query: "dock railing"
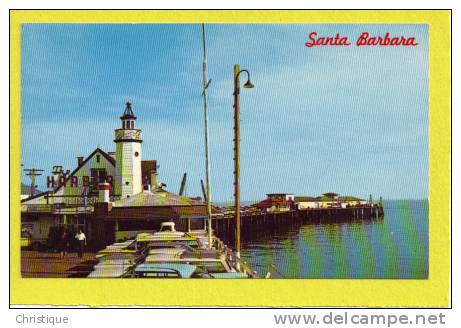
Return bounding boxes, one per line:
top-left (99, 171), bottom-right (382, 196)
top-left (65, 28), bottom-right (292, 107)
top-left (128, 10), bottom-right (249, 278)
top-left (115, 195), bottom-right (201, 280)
top-left (214, 237), bottom-right (257, 278)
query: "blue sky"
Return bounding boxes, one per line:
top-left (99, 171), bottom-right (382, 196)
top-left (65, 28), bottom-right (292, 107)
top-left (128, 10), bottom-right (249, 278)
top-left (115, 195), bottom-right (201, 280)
top-left (21, 24), bottom-right (428, 201)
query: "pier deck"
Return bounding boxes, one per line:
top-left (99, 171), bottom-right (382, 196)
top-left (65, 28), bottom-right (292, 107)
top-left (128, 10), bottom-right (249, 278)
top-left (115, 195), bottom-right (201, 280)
top-left (21, 251), bottom-right (96, 278)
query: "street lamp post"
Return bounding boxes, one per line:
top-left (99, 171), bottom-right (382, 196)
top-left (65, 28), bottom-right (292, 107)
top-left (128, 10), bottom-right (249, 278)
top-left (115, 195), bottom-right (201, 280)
top-left (233, 64), bottom-right (254, 264)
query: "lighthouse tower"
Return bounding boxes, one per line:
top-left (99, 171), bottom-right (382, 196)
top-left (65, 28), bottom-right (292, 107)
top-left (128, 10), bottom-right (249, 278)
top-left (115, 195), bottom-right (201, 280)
top-left (114, 102), bottom-right (142, 198)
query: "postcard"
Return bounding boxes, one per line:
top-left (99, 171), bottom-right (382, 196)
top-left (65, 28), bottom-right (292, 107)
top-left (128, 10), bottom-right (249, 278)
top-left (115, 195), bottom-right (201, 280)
top-left (10, 10), bottom-right (451, 307)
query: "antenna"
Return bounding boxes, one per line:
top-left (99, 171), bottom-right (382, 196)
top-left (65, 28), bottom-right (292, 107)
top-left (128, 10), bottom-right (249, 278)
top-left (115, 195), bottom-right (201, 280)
top-left (200, 179), bottom-right (208, 203)
top-left (202, 23), bottom-right (207, 85)
top-left (201, 23), bottom-right (213, 247)
top-left (24, 168), bottom-right (44, 196)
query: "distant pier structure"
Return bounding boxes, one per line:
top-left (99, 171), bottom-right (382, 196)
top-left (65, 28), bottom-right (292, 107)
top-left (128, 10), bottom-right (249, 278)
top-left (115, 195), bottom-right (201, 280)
top-left (211, 192), bottom-right (384, 242)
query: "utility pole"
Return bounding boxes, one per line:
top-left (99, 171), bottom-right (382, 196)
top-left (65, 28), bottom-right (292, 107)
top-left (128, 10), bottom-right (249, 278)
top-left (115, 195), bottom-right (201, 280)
top-left (201, 24), bottom-right (213, 247)
top-left (24, 168), bottom-right (44, 196)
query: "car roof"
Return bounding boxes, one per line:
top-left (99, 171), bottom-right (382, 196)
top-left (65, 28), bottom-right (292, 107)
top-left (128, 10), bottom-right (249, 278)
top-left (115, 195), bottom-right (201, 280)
top-left (144, 258), bottom-right (230, 271)
top-left (112, 240), bottom-right (135, 245)
top-left (180, 250), bottom-right (222, 259)
top-left (210, 272), bottom-right (248, 278)
top-left (98, 252), bottom-right (140, 258)
top-left (95, 249), bottom-right (137, 258)
top-left (95, 258), bottom-right (138, 265)
top-left (134, 263), bottom-right (198, 277)
top-left (136, 235), bottom-right (196, 242)
top-left (148, 258), bottom-right (223, 263)
top-left (88, 266), bottom-right (130, 278)
top-left (146, 240), bottom-right (198, 246)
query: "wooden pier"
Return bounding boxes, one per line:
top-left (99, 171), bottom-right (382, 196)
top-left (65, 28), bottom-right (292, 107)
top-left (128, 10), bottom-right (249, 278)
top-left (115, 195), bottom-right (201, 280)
top-left (208, 205), bottom-right (384, 244)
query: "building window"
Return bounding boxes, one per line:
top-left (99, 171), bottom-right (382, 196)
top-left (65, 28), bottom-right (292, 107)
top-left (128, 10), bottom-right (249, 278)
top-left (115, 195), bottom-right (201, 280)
top-left (96, 154), bottom-right (101, 163)
top-left (134, 151), bottom-right (139, 157)
top-left (91, 168), bottom-right (107, 193)
top-left (125, 181), bottom-right (130, 185)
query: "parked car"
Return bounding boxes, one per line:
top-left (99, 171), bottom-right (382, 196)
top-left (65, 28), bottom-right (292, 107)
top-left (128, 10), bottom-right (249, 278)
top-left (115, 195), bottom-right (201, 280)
top-left (87, 265), bottom-right (134, 278)
top-left (130, 263), bottom-right (198, 278)
top-left (20, 229), bottom-right (32, 248)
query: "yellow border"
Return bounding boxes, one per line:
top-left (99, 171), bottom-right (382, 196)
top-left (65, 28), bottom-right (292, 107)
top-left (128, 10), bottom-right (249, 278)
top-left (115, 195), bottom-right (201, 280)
top-left (10, 10), bottom-right (451, 307)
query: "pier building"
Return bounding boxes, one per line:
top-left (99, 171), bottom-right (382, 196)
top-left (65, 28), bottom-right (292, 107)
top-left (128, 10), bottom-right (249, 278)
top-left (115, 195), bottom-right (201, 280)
top-left (21, 103), bottom-right (207, 249)
top-left (253, 193), bottom-right (296, 213)
top-left (295, 193), bottom-right (368, 209)
top-left (252, 192), bottom-right (369, 212)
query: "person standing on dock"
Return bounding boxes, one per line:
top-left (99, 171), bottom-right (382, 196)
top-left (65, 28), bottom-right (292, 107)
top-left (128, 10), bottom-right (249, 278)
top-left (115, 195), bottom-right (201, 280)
top-left (75, 228), bottom-right (86, 258)
top-left (59, 229), bottom-right (69, 259)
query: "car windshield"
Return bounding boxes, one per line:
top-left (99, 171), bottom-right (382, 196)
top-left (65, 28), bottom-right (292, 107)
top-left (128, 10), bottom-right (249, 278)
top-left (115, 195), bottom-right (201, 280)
top-left (124, 242), bottom-right (138, 250)
top-left (194, 261), bottom-right (227, 273)
top-left (148, 244), bottom-right (181, 249)
top-left (148, 243), bottom-right (195, 252)
top-left (98, 254), bottom-right (138, 261)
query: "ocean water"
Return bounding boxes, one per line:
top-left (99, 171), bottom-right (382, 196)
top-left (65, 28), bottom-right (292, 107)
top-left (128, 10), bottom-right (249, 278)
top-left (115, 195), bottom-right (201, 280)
top-left (239, 200), bottom-right (428, 279)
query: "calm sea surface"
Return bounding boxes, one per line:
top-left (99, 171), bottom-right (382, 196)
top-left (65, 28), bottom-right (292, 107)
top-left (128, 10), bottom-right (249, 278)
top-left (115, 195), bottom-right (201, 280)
top-left (239, 200), bottom-right (428, 279)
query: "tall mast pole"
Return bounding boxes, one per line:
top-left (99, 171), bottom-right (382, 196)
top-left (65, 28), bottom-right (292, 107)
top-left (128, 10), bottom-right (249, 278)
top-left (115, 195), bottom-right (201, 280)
top-left (201, 24), bottom-right (213, 247)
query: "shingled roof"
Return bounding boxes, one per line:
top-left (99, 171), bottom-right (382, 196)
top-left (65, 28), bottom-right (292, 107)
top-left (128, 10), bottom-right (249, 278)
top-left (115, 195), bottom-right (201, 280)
top-left (112, 190), bottom-right (205, 207)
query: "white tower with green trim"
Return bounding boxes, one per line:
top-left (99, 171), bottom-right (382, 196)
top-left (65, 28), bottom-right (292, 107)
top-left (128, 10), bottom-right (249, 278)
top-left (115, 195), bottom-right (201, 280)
top-left (114, 102), bottom-right (142, 198)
